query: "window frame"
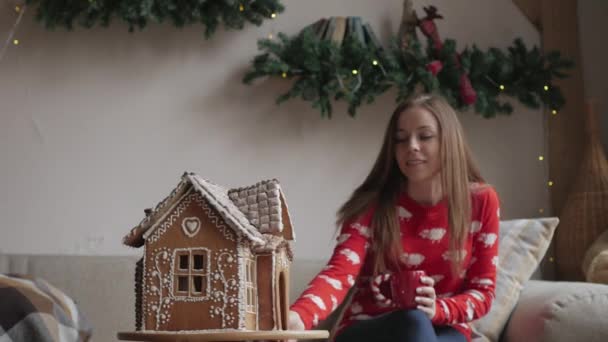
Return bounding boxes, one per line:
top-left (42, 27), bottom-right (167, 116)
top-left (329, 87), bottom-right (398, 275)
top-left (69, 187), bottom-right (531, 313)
top-left (171, 247), bottom-right (210, 300)
top-left (244, 256), bottom-right (257, 313)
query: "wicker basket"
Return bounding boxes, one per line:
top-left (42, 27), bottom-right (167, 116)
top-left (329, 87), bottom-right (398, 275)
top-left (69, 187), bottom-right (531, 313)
top-left (555, 100), bottom-right (608, 281)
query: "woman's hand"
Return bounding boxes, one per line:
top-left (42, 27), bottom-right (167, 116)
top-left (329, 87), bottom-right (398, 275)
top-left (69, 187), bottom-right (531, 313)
top-left (287, 310), bottom-right (305, 330)
top-left (414, 276), bottom-right (436, 319)
top-left (286, 310), bottom-right (305, 342)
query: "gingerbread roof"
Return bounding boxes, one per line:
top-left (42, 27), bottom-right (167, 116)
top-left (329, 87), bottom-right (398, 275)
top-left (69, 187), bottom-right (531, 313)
top-left (123, 172), bottom-right (295, 248)
top-left (227, 179), bottom-right (295, 240)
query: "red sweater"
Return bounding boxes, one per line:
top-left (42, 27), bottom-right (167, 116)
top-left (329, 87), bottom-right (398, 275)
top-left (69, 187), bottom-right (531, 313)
top-left (290, 185), bottom-right (500, 341)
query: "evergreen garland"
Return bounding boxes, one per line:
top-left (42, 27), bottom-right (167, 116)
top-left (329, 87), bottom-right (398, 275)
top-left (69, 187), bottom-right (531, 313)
top-left (244, 24), bottom-right (573, 118)
top-left (25, 0), bottom-right (285, 38)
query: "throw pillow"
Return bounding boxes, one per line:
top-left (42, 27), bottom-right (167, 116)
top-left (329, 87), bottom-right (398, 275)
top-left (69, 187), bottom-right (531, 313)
top-left (0, 273), bottom-right (93, 341)
top-left (471, 217), bottom-right (559, 342)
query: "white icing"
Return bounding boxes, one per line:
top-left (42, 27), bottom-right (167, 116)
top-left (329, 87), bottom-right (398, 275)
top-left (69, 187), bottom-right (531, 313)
top-left (182, 217), bottom-right (202, 237)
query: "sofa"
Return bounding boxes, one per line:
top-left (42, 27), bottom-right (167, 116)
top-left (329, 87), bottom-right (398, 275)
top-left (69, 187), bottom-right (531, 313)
top-left (1, 253), bottom-right (607, 342)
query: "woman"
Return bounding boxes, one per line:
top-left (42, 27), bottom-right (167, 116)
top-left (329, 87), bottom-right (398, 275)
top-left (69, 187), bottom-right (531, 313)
top-left (288, 93), bottom-right (500, 342)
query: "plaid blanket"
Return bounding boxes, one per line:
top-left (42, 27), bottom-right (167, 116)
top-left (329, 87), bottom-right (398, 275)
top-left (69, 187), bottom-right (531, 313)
top-left (0, 274), bottom-right (92, 342)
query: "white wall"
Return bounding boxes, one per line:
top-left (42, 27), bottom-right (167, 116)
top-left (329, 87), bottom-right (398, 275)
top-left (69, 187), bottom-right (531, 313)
top-left (0, 0), bottom-right (546, 260)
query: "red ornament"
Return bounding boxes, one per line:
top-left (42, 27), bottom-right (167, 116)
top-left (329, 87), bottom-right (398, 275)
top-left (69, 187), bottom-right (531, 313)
top-left (459, 74), bottom-right (477, 105)
top-left (426, 60), bottom-right (444, 76)
top-left (416, 5), bottom-right (477, 105)
top-left (418, 6), bottom-right (444, 51)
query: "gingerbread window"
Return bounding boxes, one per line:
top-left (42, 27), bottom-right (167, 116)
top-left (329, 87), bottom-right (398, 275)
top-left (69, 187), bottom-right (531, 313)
top-left (173, 249), bottom-right (209, 297)
top-left (245, 256), bottom-right (257, 313)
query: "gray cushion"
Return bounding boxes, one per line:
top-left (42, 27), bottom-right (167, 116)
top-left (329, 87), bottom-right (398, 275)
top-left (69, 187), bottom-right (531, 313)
top-left (504, 280), bottom-right (608, 342)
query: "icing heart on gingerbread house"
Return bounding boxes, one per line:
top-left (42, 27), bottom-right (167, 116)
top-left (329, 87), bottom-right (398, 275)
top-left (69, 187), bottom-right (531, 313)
top-left (182, 217), bottom-right (201, 237)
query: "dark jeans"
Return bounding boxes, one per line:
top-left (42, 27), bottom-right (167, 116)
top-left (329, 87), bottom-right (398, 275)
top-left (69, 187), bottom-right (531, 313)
top-left (334, 309), bottom-right (467, 342)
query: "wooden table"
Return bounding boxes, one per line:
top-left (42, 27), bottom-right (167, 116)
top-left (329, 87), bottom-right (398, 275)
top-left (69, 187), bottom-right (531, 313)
top-left (117, 330), bottom-right (329, 342)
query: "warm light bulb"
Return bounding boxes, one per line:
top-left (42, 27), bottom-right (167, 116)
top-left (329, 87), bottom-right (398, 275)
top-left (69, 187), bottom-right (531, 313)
top-left (352, 69), bottom-right (358, 75)
top-left (548, 181), bottom-right (554, 187)
top-left (552, 109), bottom-right (557, 115)
top-left (544, 85), bottom-right (549, 91)
top-left (271, 13), bottom-right (277, 18)
top-left (13, 39), bottom-right (19, 45)
top-left (372, 60), bottom-right (378, 66)
top-left (15, 5), bottom-right (21, 13)
top-left (239, 4), bottom-right (244, 11)
top-left (268, 33), bottom-right (273, 39)
top-left (539, 208), bottom-right (545, 214)
top-left (549, 257), bottom-right (554, 262)
top-left (499, 85), bottom-right (505, 91)
top-left (281, 72), bottom-right (287, 78)
top-left (538, 156), bottom-right (544, 161)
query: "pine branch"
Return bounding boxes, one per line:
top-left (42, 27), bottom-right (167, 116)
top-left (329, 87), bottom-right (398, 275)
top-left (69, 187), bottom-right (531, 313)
top-left (25, 0), bottom-right (285, 38)
top-left (244, 29), bottom-right (573, 118)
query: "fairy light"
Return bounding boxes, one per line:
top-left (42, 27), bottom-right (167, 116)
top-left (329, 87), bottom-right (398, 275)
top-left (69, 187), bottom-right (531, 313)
top-left (538, 155), bottom-right (544, 161)
top-left (539, 208), bottom-right (545, 214)
top-left (552, 109), bottom-right (557, 115)
top-left (352, 69), bottom-right (358, 75)
top-left (271, 13), bottom-right (277, 19)
top-left (372, 60), bottom-right (378, 66)
top-left (499, 85), bottom-right (505, 91)
top-left (239, 5), bottom-right (244, 12)
top-left (544, 85), bottom-right (549, 91)
top-left (281, 72), bottom-right (287, 78)
top-left (1, 3), bottom-right (27, 65)
top-left (548, 180), bottom-right (554, 187)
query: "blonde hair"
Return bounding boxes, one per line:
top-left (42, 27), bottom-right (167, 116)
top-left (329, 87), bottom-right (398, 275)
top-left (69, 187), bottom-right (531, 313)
top-left (336, 93), bottom-right (485, 276)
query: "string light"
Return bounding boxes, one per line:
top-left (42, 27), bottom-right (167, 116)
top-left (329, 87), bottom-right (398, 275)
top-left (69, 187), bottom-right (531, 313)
top-left (499, 84), bottom-right (505, 91)
top-left (268, 33), bottom-right (273, 39)
top-left (544, 85), bottom-right (549, 91)
top-left (549, 257), bottom-right (554, 262)
top-left (352, 69), bottom-right (358, 75)
top-left (538, 155), bottom-right (544, 161)
top-left (1, 3), bottom-right (27, 65)
top-left (372, 60), bottom-right (378, 66)
top-left (539, 208), bottom-right (545, 214)
top-left (281, 72), bottom-right (287, 78)
top-left (239, 4), bottom-right (244, 12)
top-left (548, 180), bottom-right (554, 187)
top-left (271, 13), bottom-right (277, 19)
top-left (552, 109), bottom-right (557, 115)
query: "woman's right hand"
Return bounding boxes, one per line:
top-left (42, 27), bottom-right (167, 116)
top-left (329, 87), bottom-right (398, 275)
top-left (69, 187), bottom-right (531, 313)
top-left (286, 310), bottom-right (305, 342)
top-left (287, 310), bottom-right (305, 330)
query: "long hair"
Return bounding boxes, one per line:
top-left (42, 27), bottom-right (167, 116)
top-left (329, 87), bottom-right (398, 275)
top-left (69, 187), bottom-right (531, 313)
top-left (336, 93), bottom-right (485, 277)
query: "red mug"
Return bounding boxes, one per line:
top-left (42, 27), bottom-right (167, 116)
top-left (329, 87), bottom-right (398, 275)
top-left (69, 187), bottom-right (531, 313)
top-left (371, 270), bottom-right (426, 309)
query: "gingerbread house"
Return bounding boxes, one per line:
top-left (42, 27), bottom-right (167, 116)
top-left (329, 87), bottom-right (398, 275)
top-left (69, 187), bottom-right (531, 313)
top-left (122, 172), bottom-right (295, 332)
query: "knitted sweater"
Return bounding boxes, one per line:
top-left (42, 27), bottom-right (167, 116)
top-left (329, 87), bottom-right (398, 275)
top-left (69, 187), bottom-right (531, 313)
top-left (290, 185), bottom-right (500, 341)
